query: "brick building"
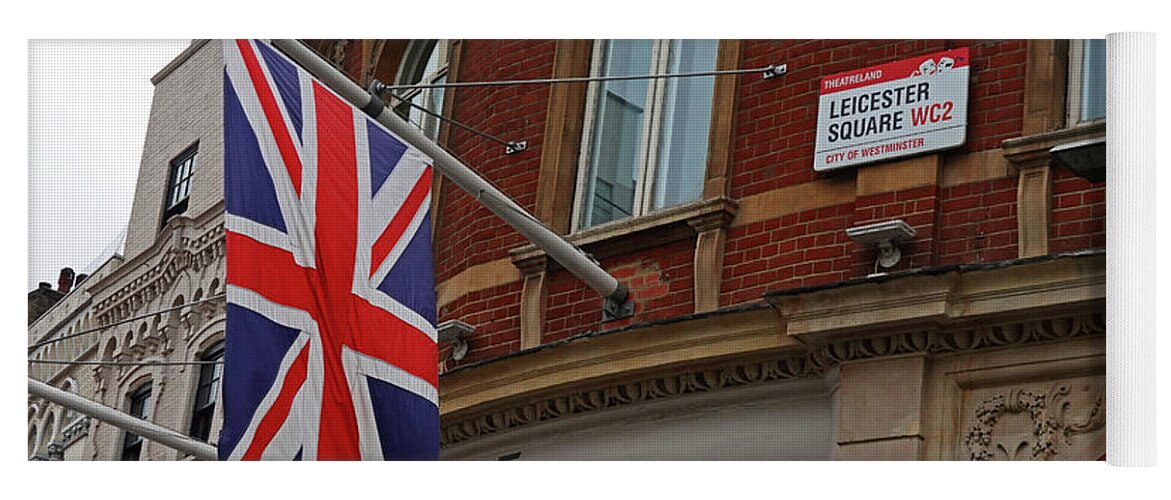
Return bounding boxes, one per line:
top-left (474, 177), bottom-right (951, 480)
top-left (29, 38), bottom-right (1106, 460)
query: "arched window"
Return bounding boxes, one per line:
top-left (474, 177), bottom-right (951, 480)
top-left (102, 337), bottom-right (118, 361)
top-left (394, 40), bottom-right (449, 140)
top-left (42, 411), bottom-right (57, 451)
top-left (189, 340), bottom-right (224, 442)
top-left (121, 382), bottom-right (152, 461)
top-left (168, 295), bottom-right (186, 331)
top-left (28, 425), bottom-right (39, 459)
top-left (60, 379), bottom-right (78, 423)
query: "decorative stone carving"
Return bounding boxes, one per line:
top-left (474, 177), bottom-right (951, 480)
top-left (93, 222), bottom-right (224, 326)
top-left (964, 380), bottom-right (1105, 461)
top-left (442, 312), bottom-right (1104, 447)
top-left (329, 40), bottom-right (349, 67)
top-left (60, 416), bottom-right (91, 447)
top-left (183, 300), bottom-right (227, 343)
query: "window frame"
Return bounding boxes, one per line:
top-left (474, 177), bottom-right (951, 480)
top-left (394, 40), bottom-right (450, 140)
top-left (162, 143), bottom-right (199, 223)
top-left (570, 39), bottom-right (716, 232)
top-left (121, 382), bottom-right (152, 461)
top-left (1067, 39), bottom-right (1107, 126)
top-left (188, 341), bottom-right (224, 443)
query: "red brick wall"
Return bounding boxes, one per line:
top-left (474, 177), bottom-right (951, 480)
top-left (719, 39), bottom-right (1030, 307)
top-left (938, 177), bottom-right (1020, 265)
top-left (357, 38), bottom-right (1103, 365)
top-left (439, 281), bottom-right (523, 369)
top-left (1051, 168), bottom-right (1107, 253)
top-left (731, 40), bottom-right (1027, 201)
top-left (544, 239), bottom-right (696, 343)
top-left (722, 204), bottom-right (854, 305)
top-left (434, 40), bottom-right (556, 283)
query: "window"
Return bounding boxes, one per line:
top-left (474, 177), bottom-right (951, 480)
top-left (61, 380), bottom-right (78, 424)
top-left (189, 341), bottom-right (224, 442)
top-left (121, 383), bottom-right (152, 461)
top-left (573, 39), bottom-right (719, 231)
top-left (28, 425), bottom-right (39, 459)
top-left (395, 40), bottom-right (449, 140)
top-left (163, 145), bottom-right (198, 222)
top-left (1069, 39), bottom-right (1106, 124)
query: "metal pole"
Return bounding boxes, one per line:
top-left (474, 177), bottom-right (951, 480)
top-left (271, 39), bottom-right (631, 318)
top-left (28, 378), bottom-right (218, 461)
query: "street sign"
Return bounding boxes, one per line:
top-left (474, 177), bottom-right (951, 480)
top-left (814, 48), bottom-right (970, 172)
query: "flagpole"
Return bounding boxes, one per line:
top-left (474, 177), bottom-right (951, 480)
top-left (28, 378), bottom-right (219, 461)
top-left (271, 39), bottom-right (633, 320)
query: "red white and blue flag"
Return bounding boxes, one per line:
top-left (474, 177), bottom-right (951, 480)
top-left (220, 39), bottom-right (438, 460)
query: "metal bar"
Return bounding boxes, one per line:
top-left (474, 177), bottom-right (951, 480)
top-left (28, 378), bottom-right (218, 461)
top-left (272, 39), bottom-right (628, 306)
top-left (379, 65), bottom-right (780, 92)
top-left (28, 294), bottom-right (227, 352)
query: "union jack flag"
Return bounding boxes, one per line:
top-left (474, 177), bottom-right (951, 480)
top-left (220, 39), bottom-right (438, 460)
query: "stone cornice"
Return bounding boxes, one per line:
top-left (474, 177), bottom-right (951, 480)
top-left (766, 251), bottom-right (1105, 340)
top-left (439, 252), bottom-right (1106, 447)
top-left (90, 205), bottom-right (226, 325)
top-left (440, 311), bottom-right (1105, 447)
top-left (1001, 120), bottom-right (1106, 171)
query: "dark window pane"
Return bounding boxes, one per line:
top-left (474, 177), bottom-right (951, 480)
top-left (122, 383), bottom-right (151, 461)
top-left (190, 342), bottom-right (224, 442)
top-left (164, 147), bottom-right (198, 219)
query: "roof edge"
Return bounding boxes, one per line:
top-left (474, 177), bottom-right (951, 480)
top-left (151, 39), bottom-right (211, 85)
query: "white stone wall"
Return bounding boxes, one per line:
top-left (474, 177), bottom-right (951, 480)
top-left (123, 40), bottom-right (223, 262)
top-left (28, 40), bottom-right (229, 461)
top-left (27, 254), bottom-right (124, 459)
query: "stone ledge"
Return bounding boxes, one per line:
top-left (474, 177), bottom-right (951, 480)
top-left (1002, 120), bottom-right (1106, 170)
top-left (509, 197), bottom-right (738, 273)
top-left (765, 251), bottom-right (1105, 340)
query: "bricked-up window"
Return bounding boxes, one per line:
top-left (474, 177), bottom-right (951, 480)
top-left (1069, 39), bottom-right (1106, 124)
top-left (163, 144), bottom-right (198, 222)
top-left (189, 341), bottom-right (224, 442)
top-left (394, 40), bottom-right (449, 140)
top-left (121, 382), bottom-right (152, 461)
top-left (573, 39), bottom-right (718, 230)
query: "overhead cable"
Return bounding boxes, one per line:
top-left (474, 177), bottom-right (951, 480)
top-left (28, 294), bottom-right (227, 352)
top-left (377, 64), bottom-right (787, 92)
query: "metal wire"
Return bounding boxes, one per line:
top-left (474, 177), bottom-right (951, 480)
top-left (384, 92), bottom-right (520, 150)
top-left (28, 359), bottom-right (223, 367)
top-left (379, 65), bottom-right (778, 92)
top-left (28, 294), bottom-right (227, 352)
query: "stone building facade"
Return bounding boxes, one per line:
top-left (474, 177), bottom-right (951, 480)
top-left (29, 40), bottom-right (227, 460)
top-left (28, 38), bottom-right (1106, 460)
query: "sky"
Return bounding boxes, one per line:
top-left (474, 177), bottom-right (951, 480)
top-left (28, 40), bottom-right (190, 291)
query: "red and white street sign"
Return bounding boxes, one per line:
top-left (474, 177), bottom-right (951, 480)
top-left (813, 48), bottom-right (970, 172)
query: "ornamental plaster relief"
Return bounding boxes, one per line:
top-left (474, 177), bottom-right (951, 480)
top-left (964, 378), bottom-right (1105, 460)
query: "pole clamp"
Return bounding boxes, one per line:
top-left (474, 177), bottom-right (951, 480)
top-left (602, 283), bottom-right (635, 322)
top-left (362, 80), bottom-right (388, 118)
